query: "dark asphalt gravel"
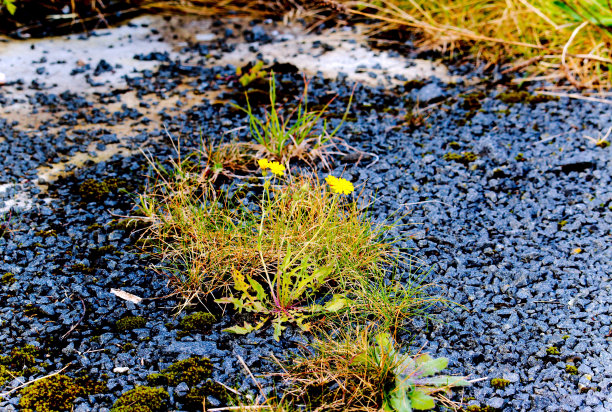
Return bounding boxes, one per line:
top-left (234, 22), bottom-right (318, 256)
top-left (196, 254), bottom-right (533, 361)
top-left (1, 16), bottom-right (611, 412)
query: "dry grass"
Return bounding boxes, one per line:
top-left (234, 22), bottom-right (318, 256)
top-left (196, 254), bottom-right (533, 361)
top-left (339, 0), bottom-right (612, 90)
top-left (277, 326), bottom-right (469, 412)
top-left (136, 153), bottom-right (397, 306)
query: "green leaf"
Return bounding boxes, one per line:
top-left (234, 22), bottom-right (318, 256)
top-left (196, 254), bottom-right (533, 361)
top-left (214, 297), bottom-right (244, 311)
top-left (416, 355), bottom-right (448, 377)
top-left (223, 322), bottom-right (257, 335)
top-left (4, 0), bottom-right (16, 15)
top-left (409, 390), bottom-right (436, 410)
top-left (272, 317), bottom-right (287, 341)
top-left (246, 275), bottom-right (267, 302)
top-left (388, 385), bottom-right (413, 412)
top-left (419, 376), bottom-right (471, 387)
top-left (324, 294), bottom-right (349, 312)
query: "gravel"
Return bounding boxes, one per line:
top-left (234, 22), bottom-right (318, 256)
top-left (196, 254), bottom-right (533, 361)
top-left (0, 14), bottom-right (611, 412)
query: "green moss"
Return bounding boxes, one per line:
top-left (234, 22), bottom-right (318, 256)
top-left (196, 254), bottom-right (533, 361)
top-left (566, 364), bottom-right (578, 375)
top-left (147, 356), bottom-right (213, 387)
top-left (514, 153), bottom-right (526, 162)
top-left (444, 151), bottom-right (478, 165)
top-left (0, 345), bottom-right (38, 370)
top-left (78, 178), bottom-right (127, 202)
top-left (490, 378), bottom-right (511, 389)
top-left (89, 245), bottom-right (120, 260)
top-left (24, 304), bottom-right (46, 317)
top-left (498, 90), bottom-right (558, 105)
top-left (70, 263), bottom-right (96, 276)
top-left (116, 316), bottom-right (147, 331)
top-left (179, 312), bottom-right (216, 333)
top-left (596, 140), bottom-right (610, 148)
top-left (19, 374), bottom-right (105, 412)
top-left (546, 346), bottom-right (560, 356)
top-left (184, 380), bottom-right (230, 409)
top-left (562, 334), bottom-right (570, 340)
top-left (35, 229), bottom-right (57, 238)
top-left (111, 386), bottom-right (169, 412)
top-left (448, 141), bottom-right (461, 149)
top-left (1, 272), bottom-right (16, 285)
top-left (78, 179), bottom-right (110, 202)
top-left (558, 220), bottom-right (568, 229)
top-left (87, 223), bottom-right (103, 231)
top-left (466, 406), bottom-right (496, 412)
top-left (122, 343), bottom-right (136, 352)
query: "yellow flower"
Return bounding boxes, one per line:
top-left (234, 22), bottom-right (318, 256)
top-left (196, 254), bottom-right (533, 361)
top-left (325, 175), bottom-right (354, 195)
top-left (268, 161), bottom-right (285, 177)
top-left (258, 159), bottom-right (270, 170)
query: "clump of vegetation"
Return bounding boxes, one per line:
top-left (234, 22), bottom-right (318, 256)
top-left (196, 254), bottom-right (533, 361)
top-left (147, 356), bottom-right (213, 386)
top-left (515, 152), bottom-right (526, 162)
top-left (19, 374), bottom-right (106, 412)
top-left (78, 178), bottom-right (127, 202)
top-left (70, 263), bottom-right (96, 275)
top-left (498, 90), bottom-right (559, 105)
top-left (444, 151), bottom-right (478, 165)
top-left (237, 60), bottom-right (267, 87)
top-left (283, 329), bottom-right (470, 411)
top-left (343, 0), bottom-right (612, 88)
top-left (78, 179), bottom-right (111, 201)
top-left (490, 378), bottom-right (511, 389)
top-left (546, 346), bottom-right (561, 356)
top-left (233, 73), bottom-right (353, 167)
top-left (1, 272), bottom-right (15, 285)
top-left (112, 386), bottom-right (169, 412)
top-left (566, 364), bottom-right (579, 374)
top-left (35, 229), bottom-right (57, 238)
top-left (116, 316), bottom-right (147, 331)
top-left (178, 312), bottom-right (216, 333)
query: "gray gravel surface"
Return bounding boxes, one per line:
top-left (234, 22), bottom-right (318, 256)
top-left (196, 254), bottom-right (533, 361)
top-left (0, 15), bottom-right (611, 412)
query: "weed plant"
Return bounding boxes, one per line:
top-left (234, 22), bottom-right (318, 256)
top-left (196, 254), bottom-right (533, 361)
top-left (138, 154), bottom-right (398, 315)
top-left (280, 327), bottom-right (470, 412)
top-left (232, 73), bottom-right (353, 168)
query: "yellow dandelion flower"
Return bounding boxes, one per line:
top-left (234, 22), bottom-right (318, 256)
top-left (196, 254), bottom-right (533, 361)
top-left (258, 158), bottom-right (270, 170)
top-left (268, 161), bottom-right (285, 177)
top-left (325, 175), bottom-right (354, 195)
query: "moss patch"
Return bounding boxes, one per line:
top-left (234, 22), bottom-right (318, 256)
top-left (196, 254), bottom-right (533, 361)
top-left (497, 90), bottom-right (559, 105)
top-left (178, 312), bottom-right (216, 334)
top-left (444, 151), bottom-right (478, 165)
top-left (566, 364), bottom-right (578, 375)
top-left (19, 374), bottom-right (106, 412)
top-left (1, 272), bottom-right (16, 285)
top-left (116, 316), bottom-right (147, 331)
top-left (111, 386), bottom-right (169, 412)
top-left (78, 178), bottom-right (127, 202)
top-left (546, 346), bottom-right (560, 356)
top-left (147, 356), bottom-right (213, 387)
top-left (490, 378), bottom-right (510, 389)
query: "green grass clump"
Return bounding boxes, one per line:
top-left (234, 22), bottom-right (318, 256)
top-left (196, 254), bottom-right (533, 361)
top-left (111, 386), bottom-right (169, 412)
top-left (116, 316), bottom-right (147, 331)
